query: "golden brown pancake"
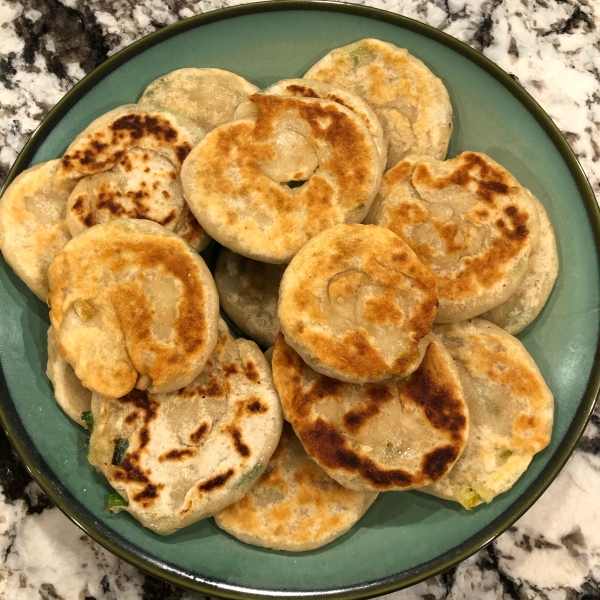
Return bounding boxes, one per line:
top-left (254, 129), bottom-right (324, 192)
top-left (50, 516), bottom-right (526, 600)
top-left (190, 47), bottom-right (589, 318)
top-left (138, 68), bottom-right (259, 131)
top-left (235, 78), bottom-right (388, 169)
top-left (46, 326), bottom-right (92, 426)
top-left (180, 94), bottom-right (382, 263)
top-left (214, 247), bottom-right (285, 347)
top-left (48, 219), bottom-right (219, 398)
top-left (367, 152), bottom-right (541, 323)
top-left (58, 104), bottom-right (205, 179)
top-left (278, 224), bottom-right (438, 383)
top-left (214, 422), bottom-right (378, 551)
top-left (66, 147), bottom-right (210, 251)
top-left (272, 332), bottom-right (469, 492)
top-left (88, 319), bottom-right (283, 535)
top-left (423, 319), bottom-right (554, 509)
top-left (304, 39), bottom-right (452, 169)
top-left (481, 191), bottom-right (558, 333)
top-left (0, 160), bottom-right (75, 300)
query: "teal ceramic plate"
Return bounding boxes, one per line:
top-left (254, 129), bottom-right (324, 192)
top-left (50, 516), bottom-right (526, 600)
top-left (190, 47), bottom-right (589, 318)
top-left (1, 2), bottom-right (599, 598)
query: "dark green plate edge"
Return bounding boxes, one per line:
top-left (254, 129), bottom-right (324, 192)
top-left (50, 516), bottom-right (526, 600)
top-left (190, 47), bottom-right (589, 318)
top-left (0, 1), bottom-right (599, 598)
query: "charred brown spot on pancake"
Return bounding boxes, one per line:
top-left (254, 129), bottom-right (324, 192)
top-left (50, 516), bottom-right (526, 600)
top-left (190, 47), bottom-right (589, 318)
top-left (177, 142), bottom-right (192, 163)
top-left (300, 418), bottom-right (414, 488)
top-left (125, 411), bottom-right (139, 424)
top-left (228, 426), bottom-right (250, 457)
top-left (72, 196), bottom-right (85, 214)
top-left (247, 398), bottom-right (268, 413)
top-left (223, 363), bottom-right (239, 377)
top-left (244, 360), bottom-right (260, 382)
top-left (342, 383), bottom-right (395, 433)
top-left (422, 445), bottom-right (459, 480)
top-left (113, 453), bottom-right (150, 485)
top-left (296, 373), bottom-right (344, 418)
top-left (198, 469), bottom-right (235, 492)
top-left (401, 343), bottom-right (467, 442)
top-left (158, 448), bottom-right (198, 462)
top-left (132, 482), bottom-right (164, 506)
top-left (413, 153), bottom-right (511, 204)
top-left (286, 84), bottom-right (319, 98)
top-left (190, 422), bottom-right (209, 444)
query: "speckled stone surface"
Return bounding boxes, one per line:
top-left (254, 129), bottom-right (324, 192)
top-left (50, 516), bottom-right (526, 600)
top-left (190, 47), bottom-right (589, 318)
top-left (1, 1), bottom-right (600, 599)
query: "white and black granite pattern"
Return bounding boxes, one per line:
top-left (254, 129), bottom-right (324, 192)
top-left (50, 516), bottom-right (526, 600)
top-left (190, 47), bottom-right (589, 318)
top-left (1, 1), bottom-right (600, 599)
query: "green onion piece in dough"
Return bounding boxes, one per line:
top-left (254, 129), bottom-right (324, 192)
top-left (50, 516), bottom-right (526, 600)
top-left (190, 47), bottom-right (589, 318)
top-left (81, 411), bottom-right (94, 433)
top-left (107, 492), bottom-right (128, 508)
top-left (234, 463), bottom-right (262, 488)
top-left (111, 438), bottom-right (129, 466)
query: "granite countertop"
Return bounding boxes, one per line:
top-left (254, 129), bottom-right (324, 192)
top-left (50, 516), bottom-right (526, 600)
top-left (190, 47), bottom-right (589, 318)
top-left (1, 0), bottom-right (600, 599)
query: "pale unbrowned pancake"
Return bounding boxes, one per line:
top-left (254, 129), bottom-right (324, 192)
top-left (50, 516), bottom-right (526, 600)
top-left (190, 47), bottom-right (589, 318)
top-left (481, 191), bottom-right (558, 333)
top-left (236, 78), bottom-right (388, 169)
top-left (46, 326), bottom-right (92, 427)
top-left (214, 422), bottom-right (378, 551)
top-left (214, 247), bottom-right (284, 347)
top-left (66, 147), bottom-right (210, 251)
top-left (88, 320), bottom-right (283, 535)
top-left (58, 104), bottom-right (205, 179)
top-left (367, 152), bottom-right (541, 323)
top-left (181, 94), bottom-right (382, 263)
top-left (304, 39), bottom-right (452, 169)
top-left (272, 333), bottom-right (469, 492)
top-left (138, 68), bottom-right (259, 131)
top-left (0, 160), bottom-right (75, 300)
top-left (423, 319), bottom-right (554, 509)
top-left (48, 219), bottom-right (219, 398)
top-left (278, 224), bottom-right (438, 383)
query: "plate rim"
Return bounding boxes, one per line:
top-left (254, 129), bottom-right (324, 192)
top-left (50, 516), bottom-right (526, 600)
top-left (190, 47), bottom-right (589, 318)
top-left (1, 1), bottom-right (600, 598)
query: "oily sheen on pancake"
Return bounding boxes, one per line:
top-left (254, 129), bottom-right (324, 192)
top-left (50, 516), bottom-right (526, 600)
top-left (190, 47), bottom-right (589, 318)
top-left (304, 39), bottom-right (452, 169)
top-left (138, 68), bottom-right (259, 131)
top-left (214, 247), bottom-right (285, 348)
top-left (367, 152), bottom-right (541, 323)
top-left (0, 160), bottom-right (75, 300)
top-left (481, 191), bottom-right (558, 333)
top-left (272, 333), bottom-right (469, 492)
top-left (423, 319), bottom-right (554, 509)
top-left (214, 422), bottom-right (378, 551)
top-left (180, 94), bottom-right (382, 263)
top-left (278, 224), bottom-right (438, 383)
top-left (48, 219), bottom-right (219, 398)
top-left (235, 78), bottom-right (388, 169)
top-left (46, 326), bottom-right (92, 427)
top-left (88, 320), bottom-right (283, 535)
top-left (66, 147), bottom-right (209, 251)
top-left (58, 104), bottom-right (205, 179)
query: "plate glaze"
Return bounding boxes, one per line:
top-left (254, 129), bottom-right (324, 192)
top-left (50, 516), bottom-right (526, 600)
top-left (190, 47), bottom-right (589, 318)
top-left (1, 2), bottom-right (599, 598)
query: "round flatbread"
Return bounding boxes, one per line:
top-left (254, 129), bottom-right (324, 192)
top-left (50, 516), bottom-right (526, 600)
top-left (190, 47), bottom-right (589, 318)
top-left (48, 219), bottom-right (219, 398)
top-left (481, 191), bottom-right (558, 333)
top-left (0, 160), bottom-right (75, 300)
top-left (46, 326), bottom-right (92, 427)
top-left (214, 247), bottom-right (284, 347)
top-left (214, 422), bottom-right (378, 551)
top-left (235, 78), bottom-right (388, 169)
top-left (138, 68), bottom-right (259, 131)
top-left (58, 104), bottom-right (205, 179)
top-left (423, 318), bottom-right (554, 509)
top-left (66, 147), bottom-right (210, 251)
top-left (272, 332), bottom-right (469, 492)
top-left (304, 39), bottom-right (452, 169)
top-left (181, 94), bottom-right (382, 263)
top-left (278, 224), bottom-right (438, 383)
top-left (88, 319), bottom-right (283, 535)
top-left (367, 152), bottom-right (541, 323)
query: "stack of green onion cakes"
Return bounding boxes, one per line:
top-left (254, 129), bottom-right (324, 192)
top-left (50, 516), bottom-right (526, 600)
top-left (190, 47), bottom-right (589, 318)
top-left (0, 36), bottom-right (560, 552)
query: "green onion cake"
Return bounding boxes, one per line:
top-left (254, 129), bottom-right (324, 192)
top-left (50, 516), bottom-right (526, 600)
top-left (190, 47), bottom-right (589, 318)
top-left (423, 318), bottom-right (554, 509)
top-left (272, 332), bottom-right (469, 492)
top-left (278, 224), bottom-right (438, 383)
top-left (88, 319), bottom-right (283, 535)
top-left (367, 152), bottom-right (541, 323)
top-left (48, 219), bottom-right (219, 398)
